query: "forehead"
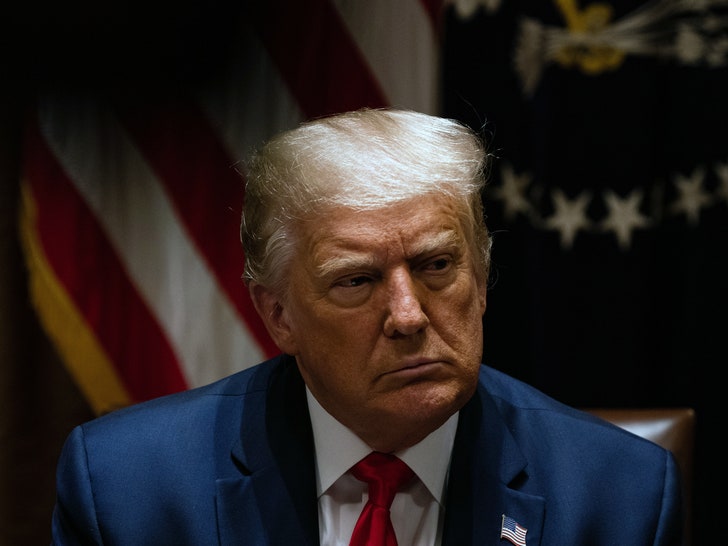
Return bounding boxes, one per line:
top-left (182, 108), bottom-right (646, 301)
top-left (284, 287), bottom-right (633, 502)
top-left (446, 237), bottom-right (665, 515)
top-left (300, 196), bottom-right (470, 269)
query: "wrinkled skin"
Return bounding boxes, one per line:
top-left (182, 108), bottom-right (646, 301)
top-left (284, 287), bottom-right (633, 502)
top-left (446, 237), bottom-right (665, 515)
top-left (250, 195), bottom-right (487, 452)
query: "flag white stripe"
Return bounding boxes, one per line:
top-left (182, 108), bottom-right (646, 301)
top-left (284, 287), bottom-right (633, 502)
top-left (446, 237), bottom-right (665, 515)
top-left (198, 24), bottom-right (305, 162)
top-left (334, 0), bottom-right (441, 114)
top-left (37, 96), bottom-right (265, 388)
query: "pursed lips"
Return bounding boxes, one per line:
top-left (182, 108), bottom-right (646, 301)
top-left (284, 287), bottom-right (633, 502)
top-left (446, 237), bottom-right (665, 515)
top-left (384, 357), bottom-right (446, 377)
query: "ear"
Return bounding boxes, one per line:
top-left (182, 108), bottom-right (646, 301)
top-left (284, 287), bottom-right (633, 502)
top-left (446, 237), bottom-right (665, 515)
top-left (249, 283), bottom-right (299, 355)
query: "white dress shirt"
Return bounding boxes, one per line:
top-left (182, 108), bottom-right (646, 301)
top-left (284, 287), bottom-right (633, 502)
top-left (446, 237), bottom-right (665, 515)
top-left (306, 388), bottom-right (458, 546)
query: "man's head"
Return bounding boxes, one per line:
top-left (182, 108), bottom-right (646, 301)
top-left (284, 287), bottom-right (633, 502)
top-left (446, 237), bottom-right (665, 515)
top-left (242, 108), bottom-right (492, 452)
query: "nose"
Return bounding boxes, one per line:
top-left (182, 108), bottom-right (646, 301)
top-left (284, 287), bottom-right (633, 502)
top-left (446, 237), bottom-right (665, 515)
top-left (383, 269), bottom-right (430, 337)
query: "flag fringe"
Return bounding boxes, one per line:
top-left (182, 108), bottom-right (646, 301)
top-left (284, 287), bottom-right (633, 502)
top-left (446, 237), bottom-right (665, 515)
top-left (18, 181), bottom-right (132, 415)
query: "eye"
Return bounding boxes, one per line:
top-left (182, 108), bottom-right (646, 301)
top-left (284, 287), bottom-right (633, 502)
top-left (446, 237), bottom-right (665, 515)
top-left (425, 257), bottom-right (451, 271)
top-left (335, 274), bottom-right (373, 288)
top-left (420, 255), bottom-right (453, 274)
top-left (417, 255), bottom-right (458, 290)
top-left (328, 273), bottom-right (377, 307)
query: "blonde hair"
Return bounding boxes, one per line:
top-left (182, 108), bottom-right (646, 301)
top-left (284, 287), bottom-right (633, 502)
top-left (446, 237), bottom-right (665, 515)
top-left (241, 108), bottom-right (492, 295)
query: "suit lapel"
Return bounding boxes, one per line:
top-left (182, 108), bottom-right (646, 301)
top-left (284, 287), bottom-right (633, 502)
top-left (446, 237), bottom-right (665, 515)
top-left (442, 385), bottom-right (545, 546)
top-left (215, 358), bottom-right (547, 545)
top-left (216, 356), bottom-right (319, 546)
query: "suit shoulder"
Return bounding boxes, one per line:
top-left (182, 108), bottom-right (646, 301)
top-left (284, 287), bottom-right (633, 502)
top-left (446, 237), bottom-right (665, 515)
top-left (477, 364), bottom-right (670, 456)
top-left (78, 356), bottom-right (285, 439)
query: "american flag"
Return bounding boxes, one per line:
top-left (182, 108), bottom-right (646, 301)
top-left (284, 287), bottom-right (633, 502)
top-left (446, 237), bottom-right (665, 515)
top-left (500, 514), bottom-right (528, 546)
top-left (19, 0), bottom-right (445, 415)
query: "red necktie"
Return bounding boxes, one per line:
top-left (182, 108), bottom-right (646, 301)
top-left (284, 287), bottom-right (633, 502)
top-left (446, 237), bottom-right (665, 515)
top-left (349, 452), bottom-right (415, 546)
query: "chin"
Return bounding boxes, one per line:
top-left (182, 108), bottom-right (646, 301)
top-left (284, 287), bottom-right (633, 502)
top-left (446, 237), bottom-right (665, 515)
top-left (390, 383), bottom-right (467, 428)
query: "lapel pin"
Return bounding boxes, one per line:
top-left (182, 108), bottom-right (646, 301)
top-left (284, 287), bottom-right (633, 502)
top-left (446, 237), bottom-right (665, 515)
top-left (501, 514), bottom-right (527, 546)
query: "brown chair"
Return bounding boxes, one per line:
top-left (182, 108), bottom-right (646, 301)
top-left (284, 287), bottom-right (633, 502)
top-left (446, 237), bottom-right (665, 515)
top-left (585, 408), bottom-right (696, 546)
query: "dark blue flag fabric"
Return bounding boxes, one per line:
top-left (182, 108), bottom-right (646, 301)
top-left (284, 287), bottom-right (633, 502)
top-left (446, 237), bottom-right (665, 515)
top-left (442, 1), bottom-right (727, 544)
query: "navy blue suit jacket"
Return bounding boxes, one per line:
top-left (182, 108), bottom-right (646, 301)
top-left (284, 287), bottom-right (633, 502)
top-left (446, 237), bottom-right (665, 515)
top-left (52, 355), bottom-right (683, 545)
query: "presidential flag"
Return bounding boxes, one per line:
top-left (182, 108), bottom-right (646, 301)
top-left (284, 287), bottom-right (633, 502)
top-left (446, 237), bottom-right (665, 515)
top-left (441, 1), bottom-right (727, 544)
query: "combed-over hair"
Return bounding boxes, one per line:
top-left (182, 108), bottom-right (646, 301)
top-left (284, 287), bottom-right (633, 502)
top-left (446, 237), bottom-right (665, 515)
top-left (240, 108), bottom-right (492, 297)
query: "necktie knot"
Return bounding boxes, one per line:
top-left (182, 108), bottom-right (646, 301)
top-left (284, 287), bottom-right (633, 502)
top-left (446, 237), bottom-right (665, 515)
top-left (351, 452), bottom-right (414, 508)
top-left (349, 452), bottom-right (414, 546)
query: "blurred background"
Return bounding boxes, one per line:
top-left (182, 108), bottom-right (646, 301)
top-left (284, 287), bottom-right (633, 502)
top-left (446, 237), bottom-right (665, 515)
top-left (1, 0), bottom-right (726, 544)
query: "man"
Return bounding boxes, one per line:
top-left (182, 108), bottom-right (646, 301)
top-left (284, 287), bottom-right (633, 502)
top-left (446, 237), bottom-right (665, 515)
top-left (52, 108), bottom-right (683, 545)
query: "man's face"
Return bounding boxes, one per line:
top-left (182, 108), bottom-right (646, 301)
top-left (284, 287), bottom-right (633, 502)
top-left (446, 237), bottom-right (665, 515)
top-left (253, 194), bottom-right (487, 452)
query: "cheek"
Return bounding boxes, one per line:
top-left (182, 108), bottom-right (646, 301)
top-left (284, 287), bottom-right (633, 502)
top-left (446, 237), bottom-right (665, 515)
top-left (437, 283), bottom-right (485, 348)
top-left (292, 305), bottom-right (379, 372)
top-left (295, 333), bottom-right (373, 412)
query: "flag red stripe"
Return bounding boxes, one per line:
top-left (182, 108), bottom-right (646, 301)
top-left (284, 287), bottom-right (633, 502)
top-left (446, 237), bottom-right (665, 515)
top-left (114, 97), bottom-right (280, 358)
top-left (247, 0), bottom-right (389, 118)
top-left (23, 115), bottom-right (189, 401)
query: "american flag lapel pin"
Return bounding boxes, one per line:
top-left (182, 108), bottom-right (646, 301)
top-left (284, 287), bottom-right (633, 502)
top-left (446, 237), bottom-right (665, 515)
top-left (500, 514), bottom-right (528, 546)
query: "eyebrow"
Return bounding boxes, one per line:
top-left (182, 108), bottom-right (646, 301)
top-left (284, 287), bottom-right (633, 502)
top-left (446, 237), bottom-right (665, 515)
top-left (407, 229), bottom-right (460, 258)
top-left (314, 228), bottom-right (461, 278)
top-left (314, 252), bottom-right (376, 278)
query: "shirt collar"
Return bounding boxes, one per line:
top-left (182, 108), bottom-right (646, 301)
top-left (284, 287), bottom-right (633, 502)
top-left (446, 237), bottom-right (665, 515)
top-left (306, 387), bottom-right (458, 505)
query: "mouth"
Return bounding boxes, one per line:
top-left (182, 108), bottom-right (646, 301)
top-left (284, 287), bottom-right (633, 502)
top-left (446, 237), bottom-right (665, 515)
top-left (385, 359), bottom-right (446, 380)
